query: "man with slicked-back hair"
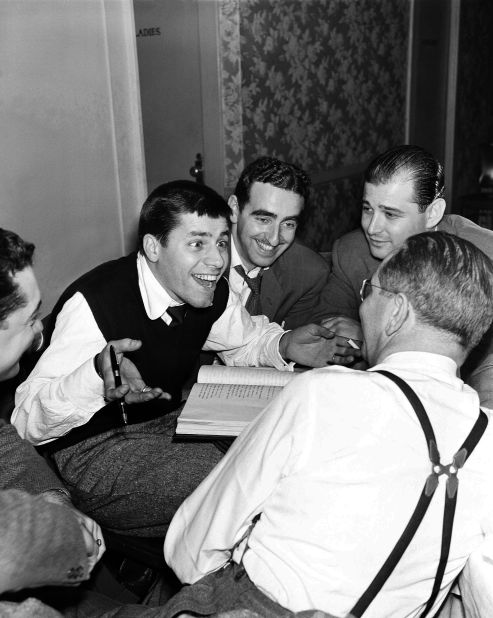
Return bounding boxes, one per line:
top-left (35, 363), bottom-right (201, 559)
top-left (319, 145), bottom-right (493, 407)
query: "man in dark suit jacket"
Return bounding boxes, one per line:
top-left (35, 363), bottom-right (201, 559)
top-left (319, 145), bottom-right (493, 407)
top-left (228, 156), bottom-right (361, 361)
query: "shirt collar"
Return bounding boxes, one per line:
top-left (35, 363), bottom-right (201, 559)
top-left (137, 252), bottom-right (183, 322)
top-left (230, 235), bottom-right (265, 276)
top-left (372, 351), bottom-right (459, 382)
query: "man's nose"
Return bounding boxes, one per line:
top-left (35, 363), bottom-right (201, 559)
top-left (367, 213), bottom-right (383, 234)
top-left (205, 245), bottom-right (225, 268)
top-left (266, 224), bottom-right (281, 246)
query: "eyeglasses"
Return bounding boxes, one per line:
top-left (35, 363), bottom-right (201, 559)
top-left (359, 279), bottom-right (395, 302)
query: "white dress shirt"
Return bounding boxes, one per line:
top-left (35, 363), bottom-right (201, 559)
top-left (12, 254), bottom-right (290, 444)
top-left (165, 352), bottom-right (493, 617)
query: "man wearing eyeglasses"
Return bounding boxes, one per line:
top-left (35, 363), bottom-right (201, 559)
top-left (319, 145), bottom-right (493, 407)
top-left (163, 232), bottom-right (493, 618)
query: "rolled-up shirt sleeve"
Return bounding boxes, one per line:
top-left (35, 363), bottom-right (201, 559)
top-left (11, 292), bottom-right (106, 445)
top-left (203, 287), bottom-right (292, 371)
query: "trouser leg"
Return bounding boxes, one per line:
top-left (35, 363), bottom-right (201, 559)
top-left (53, 416), bottom-right (222, 536)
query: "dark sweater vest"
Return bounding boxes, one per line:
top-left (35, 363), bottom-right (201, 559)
top-left (45, 253), bottom-right (229, 446)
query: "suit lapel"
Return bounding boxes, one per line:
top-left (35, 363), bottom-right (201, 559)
top-left (260, 266), bottom-right (284, 323)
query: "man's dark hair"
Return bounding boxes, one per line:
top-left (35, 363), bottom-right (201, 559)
top-left (233, 157), bottom-right (311, 211)
top-left (0, 229), bottom-right (35, 323)
top-left (379, 231), bottom-right (493, 350)
top-left (365, 145), bottom-right (445, 213)
top-left (138, 180), bottom-right (231, 251)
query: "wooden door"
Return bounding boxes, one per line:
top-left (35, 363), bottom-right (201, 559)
top-left (133, 0), bottom-right (224, 194)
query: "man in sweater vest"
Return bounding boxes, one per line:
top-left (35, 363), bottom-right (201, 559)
top-left (12, 180), bottom-right (347, 536)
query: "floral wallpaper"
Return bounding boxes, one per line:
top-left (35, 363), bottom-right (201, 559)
top-left (452, 0), bottom-right (493, 212)
top-left (219, 0), bottom-right (410, 249)
top-left (299, 174), bottom-right (363, 251)
top-left (219, 0), bottom-right (244, 191)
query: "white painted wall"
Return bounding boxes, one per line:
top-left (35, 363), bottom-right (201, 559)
top-left (0, 0), bottom-right (146, 313)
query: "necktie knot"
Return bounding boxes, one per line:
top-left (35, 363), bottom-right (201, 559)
top-left (167, 304), bottom-right (187, 326)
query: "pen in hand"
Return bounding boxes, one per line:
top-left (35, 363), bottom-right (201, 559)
top-left (109, 345), bottom-right (128, 424)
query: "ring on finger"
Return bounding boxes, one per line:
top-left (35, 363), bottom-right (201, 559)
top-left (140, 386), bottom-right (152, 393)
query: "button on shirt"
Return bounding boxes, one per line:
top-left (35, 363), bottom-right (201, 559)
top-left (165, 352), bottom-right (493, 617)
top-left (12, 253), bottom-right (291, 445)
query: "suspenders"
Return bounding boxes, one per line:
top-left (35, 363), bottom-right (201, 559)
top-left (348, 370), bottom-right (488, 618)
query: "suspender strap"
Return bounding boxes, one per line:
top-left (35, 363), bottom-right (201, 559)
top-left (347, 370), bottom-right (488, 618)
top-left (421, 399), bottom-right (488, 618)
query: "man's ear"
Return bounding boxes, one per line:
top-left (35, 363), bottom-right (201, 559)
top-left (385, 293), bottom-right (410, 337)
top-left (142, 234), bottom-right (160, 263)
top-left (228, 195), bottom-right (240, 224)
top-left (424, 198), bottom-right (446, 229)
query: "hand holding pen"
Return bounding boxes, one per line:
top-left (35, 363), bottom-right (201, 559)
top-left (94, 338), bottom-right (170, 408)
top-left (110, 345), bottom-right (128, 424)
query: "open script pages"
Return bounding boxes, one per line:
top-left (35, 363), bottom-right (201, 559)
top-left (176, 365), bottom-right (298, 437)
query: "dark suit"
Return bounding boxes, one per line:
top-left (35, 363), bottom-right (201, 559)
top-left (246, 240), bottom-right (331, 330)
top-left (319, 215), bottom-right (493, 408)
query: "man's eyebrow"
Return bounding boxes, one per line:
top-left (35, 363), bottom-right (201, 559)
top-left (187, 229), bottom-right (230, 238)
top-left (250, 209), bottom-right (277, 218)
top-left (362, 199), bottom-right (405, 214)
top-left (380, 205), bottom-right (405, 214)
top-left (26, 299), bottom-right (42, 322)
top-left (250, 209), bottom-right (300, 222)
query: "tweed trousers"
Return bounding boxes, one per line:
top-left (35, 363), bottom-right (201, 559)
top-left (158, 562), bottom-right (337, 618)
top-left (53, 412), bottom-right (222, 536)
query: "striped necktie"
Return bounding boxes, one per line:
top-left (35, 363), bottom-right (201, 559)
top-left (234, 265), bottom-right (263, 315)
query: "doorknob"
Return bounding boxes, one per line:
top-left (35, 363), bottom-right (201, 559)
top-left (189, 153), bottom-right (204, 184)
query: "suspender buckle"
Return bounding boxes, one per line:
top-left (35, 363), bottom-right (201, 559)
top-left (425, 446), bottom-right (468, 499)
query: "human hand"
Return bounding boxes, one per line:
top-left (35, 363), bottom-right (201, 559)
top-left (72, 509), bottom-right (105, 564)
top-left (320, 315), bottom-right (363, 343)
top-left (279, 323), bottom-right (358, 368)
top-left (41, 492), bottom-right (105, 570)
top-left (319, 316), bottom-right (363, 364)
top-left (95, 338), bottom-right (171, 405)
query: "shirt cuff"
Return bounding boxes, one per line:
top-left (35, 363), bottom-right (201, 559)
top-left (270, 332), bottom-right (295, 371)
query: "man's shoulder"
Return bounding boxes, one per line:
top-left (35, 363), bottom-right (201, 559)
top-left (63, 253), bottom-right (136, 296)
top-left (332, 227), bottom-right (368, 254)
top-left (78, 253), bottom-right (136, 282)
top-left (50, 253), bottom-right (137, 324)
top-left (273, 240), bottom-right (329, 273)
top-left (331, 227), bottom-right (377, 277)
top-left (440, 215), bottom-right (493, 260)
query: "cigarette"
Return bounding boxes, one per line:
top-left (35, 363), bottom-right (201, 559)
top-left (347, 338), bottom-right (360, 350)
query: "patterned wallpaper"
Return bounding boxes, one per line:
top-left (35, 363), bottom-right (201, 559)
top-left (301, 174), bottom-right (364, 251)
top-left (219, 0), bottom-right (410, 250)
top-left (219, 0), bottom-right (244, 191)
top-left (452, 0), bottom-right (493, 211)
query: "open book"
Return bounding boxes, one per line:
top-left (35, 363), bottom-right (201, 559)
top-left (176, 365), bottom-right (300, 437)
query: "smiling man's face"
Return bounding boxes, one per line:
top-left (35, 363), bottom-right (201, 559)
top-left (361, 177), bottom-right (432, 260)
top-left (0, 267), bottom-right (42, 381)
top-left (145, 212), bottom-right (230, 308)
top-left (231, 181), bottom-right (303, 272)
